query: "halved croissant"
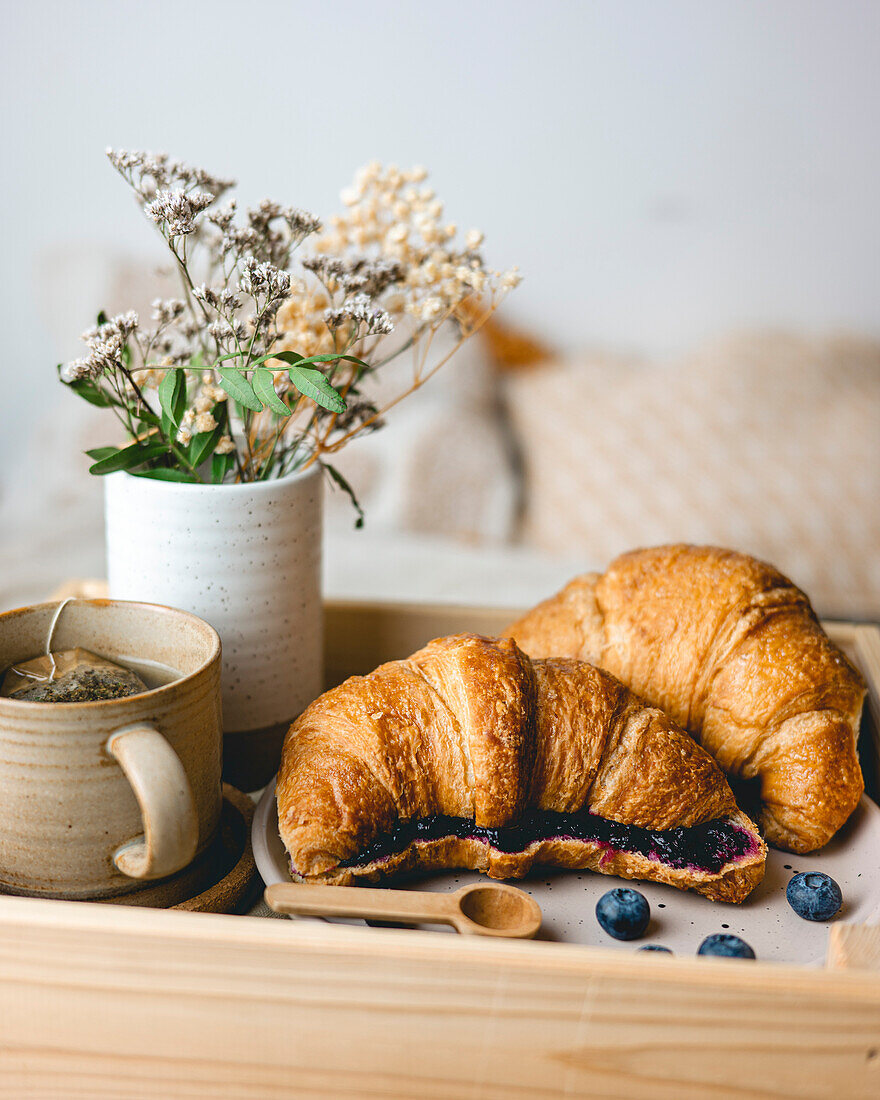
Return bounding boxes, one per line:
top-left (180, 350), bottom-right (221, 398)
top-left (278, 633), bottom-right (766, 902)
top-left (505, 545), bottom-right (866, 854)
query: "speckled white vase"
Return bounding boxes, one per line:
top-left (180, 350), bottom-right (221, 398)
top-left (105, 466), bottom-right (323, 788)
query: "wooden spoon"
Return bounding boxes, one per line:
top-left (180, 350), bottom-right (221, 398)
top-left (264, 881), bottom-right (543, 938)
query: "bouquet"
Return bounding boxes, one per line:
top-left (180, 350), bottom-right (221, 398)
top-left (60, 150), bottom-right (520, 522)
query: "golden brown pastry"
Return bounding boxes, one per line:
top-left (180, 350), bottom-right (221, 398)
top-left (278, 633), bottom-right (766, 902)
top-left (505, 545), bottom-right (866, 854)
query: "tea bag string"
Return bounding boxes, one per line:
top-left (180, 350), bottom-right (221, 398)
top-left (45, 598), bottom-right (75, 680)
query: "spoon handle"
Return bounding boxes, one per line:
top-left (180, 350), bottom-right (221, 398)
top-left (265, 882), bottom-right (462, 927)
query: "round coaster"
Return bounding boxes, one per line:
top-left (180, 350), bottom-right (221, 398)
top-left (101, 783), bottom-right (257, 913)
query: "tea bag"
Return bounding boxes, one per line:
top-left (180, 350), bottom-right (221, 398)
top-left (1, 648), bottom-right (148, 703)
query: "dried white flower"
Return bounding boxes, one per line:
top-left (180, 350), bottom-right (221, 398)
top-left (106, 148), bottom-right (145, 173)
top-left (500, 267), bottom-right (522, 290)
top-left (152, 298), bottom-right (185, 324)
top-left (114, 310), bottom-right (140, 337)
top-left (107, 148), bottom-right (234, 201)
top-left (132, 367), bottom-right (167, 390)
top-left (238, 256), bottom-right (291, 301)
top-left (192, 284), bottom-right (218, 307)
top-left (285, 208), bottom-right (322, 239)
top-left (418, 297), bottom-right (444, 322)
top-left (208, 318), bottom-right (247, 345)
top-left (207, 200), bottom-right (237, 233)
top-left (145, 188), bottom-right (214, 237)
top-left (61, 357), bottom-right (96, 382)
top-left (69, 312), bottom-right (139, 380)
top-left (324, 293), bottom-right (394, 335)
top-left (175, 408), bottom-right (196, 446)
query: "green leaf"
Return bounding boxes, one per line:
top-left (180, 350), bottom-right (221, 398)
top-left (158, 369), bottom-right (186, 434)
top-left (217, 367), bottom-right (262, 412)
top-left (96, 310), bottom-right (108, 326)
top-left (58, 364), bottom-right (114, 408)
top-left (253, 367), bottom-right (291, 417)
top-left (324, 463), bottom-right (364, 528)
top-left (172, 372), bottom-right (188, 423)
top-left (88, 441), bottom-right (169, 476)
top-left (211, 351), bottom-right (247, 367)
top-left (259, 349), bottom-right (370, 373)
top-left (302, 352), bottom-right (371, 371)
top-left (188, 423), bottom-right (223, 469)
top-left (250, 350), bottom-right (301, 368)
top-left (85, 447), bottom-right (122, 462)
top-left (130, 467), bottom-right (198, 483)
top-left (70, 381), bottom-right (113, 407)
top-left (211, 452), bottom-right (235, 483)
top-left (287, 365), bottom-right (346, 413)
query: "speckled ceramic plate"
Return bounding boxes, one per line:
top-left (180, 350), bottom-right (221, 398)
top-left (253, 781), bottom-right (880, 965)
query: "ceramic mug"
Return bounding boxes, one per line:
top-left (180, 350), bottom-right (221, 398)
top-left (0, 599), bottom-right (222, 899)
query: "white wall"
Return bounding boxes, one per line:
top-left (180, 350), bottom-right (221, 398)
top-left (2, 0), bottom-right (879, 481)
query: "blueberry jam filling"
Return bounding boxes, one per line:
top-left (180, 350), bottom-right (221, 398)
top-left (338, 811), bottom-right (756, 874)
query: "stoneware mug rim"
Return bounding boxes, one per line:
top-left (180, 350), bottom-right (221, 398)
top-left (0, 598), bottom-right (221, 712)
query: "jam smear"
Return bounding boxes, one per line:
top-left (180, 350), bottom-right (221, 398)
top-left (340, 810), bottom-right (756, 874)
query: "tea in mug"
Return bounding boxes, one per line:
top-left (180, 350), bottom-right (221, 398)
top-left (0, 648), bottom-right (171, 702)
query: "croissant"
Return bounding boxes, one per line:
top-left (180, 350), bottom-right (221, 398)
top-left (505, 545), bottom-right (866, 854)
top-left (277, 633), bottom-right (766, 903)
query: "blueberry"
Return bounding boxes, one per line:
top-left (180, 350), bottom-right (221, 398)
top-left (639, 944), bottom-right (673, 954)
top-left (697, 933), bottom-right (755, 959)
top-left (595, 888), bottom-right (650, 940)
top-left (786, 871), bottom-right (842, 921)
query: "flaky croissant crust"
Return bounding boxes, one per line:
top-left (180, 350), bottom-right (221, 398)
top-left (505, 545), bottom-right (866, 854)
top-left (277, 633), bottom-right (766, 902)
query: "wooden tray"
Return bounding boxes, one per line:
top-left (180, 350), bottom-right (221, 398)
top-left (1, 599), bottom-right (879, 1099)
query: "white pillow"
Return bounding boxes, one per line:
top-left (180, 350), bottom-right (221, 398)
top-left (505, 332), bottom-right (880, 620)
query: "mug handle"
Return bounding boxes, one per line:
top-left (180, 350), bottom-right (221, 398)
top-left (106, 723), bottom-right (199, 880)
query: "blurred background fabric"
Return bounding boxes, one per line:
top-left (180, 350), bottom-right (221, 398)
top-left (505, 332), bottom-right (880, 617)
top-left (1, 1), bottom-right (878, 618)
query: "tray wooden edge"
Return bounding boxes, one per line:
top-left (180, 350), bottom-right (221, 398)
top-left (0, 892), bottom-right (878, 996)
top-left (1, 891), bottom-right (878, 1100)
